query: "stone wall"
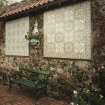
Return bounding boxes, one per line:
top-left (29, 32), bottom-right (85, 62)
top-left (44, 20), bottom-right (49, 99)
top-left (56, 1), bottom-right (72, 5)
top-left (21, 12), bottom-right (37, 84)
top-left (92, 0), bottom-right (105, 65)
top-left (0, 11), bottom-right (92, 72)
top-left (0, 0), bottom-right (104, 98)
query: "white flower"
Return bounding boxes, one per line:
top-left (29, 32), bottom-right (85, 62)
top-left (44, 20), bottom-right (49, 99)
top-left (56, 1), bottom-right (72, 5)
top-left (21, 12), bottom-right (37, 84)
top-left (73, 90), bottom-right (78, 95)
top-left (99, 94), bottom-right (103, 99)
top-left (70, 102), bottom-right (75, 105)
top-left (101, 65), bottom-right (105, 69)
top-left (86, 89), bottom-right (90, 93)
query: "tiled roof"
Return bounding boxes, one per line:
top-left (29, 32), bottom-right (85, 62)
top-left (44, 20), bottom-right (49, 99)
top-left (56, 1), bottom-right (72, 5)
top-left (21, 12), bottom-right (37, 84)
top-left (0, 0), bottom-right (85, 19)
top-left (0, 0), bottom-right (51, 18)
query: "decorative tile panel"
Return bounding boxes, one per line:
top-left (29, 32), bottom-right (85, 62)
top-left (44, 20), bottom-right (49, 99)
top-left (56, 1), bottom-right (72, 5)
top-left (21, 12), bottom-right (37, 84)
top-left (44, 1), bottom-right (91, 59)
top-left (5, 17), bottom-right (29, 56)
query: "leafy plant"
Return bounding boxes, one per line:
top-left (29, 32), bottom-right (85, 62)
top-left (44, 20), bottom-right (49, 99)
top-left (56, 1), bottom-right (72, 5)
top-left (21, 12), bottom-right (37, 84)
top-left (0, 0), bottom-right (8, 9)
top-left (71, 87), bottom-right (105, 105)
top-left (25, 32), bottom-right (40, 45)
top-left (70, 65), bottom-right (105, 105)
top-left (97, 65), bottom-right (105, 96)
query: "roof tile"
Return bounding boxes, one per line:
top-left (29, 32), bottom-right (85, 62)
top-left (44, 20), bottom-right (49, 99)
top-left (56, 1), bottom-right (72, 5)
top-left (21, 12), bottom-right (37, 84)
top-left (0, 0), bottom-right (85, 19)
top-left (0, 0), bottom-right (50, 18)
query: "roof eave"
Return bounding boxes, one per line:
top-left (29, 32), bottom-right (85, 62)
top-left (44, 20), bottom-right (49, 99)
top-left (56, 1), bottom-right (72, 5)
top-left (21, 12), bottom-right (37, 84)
top-left (0, 0), bottom-right (88, 21)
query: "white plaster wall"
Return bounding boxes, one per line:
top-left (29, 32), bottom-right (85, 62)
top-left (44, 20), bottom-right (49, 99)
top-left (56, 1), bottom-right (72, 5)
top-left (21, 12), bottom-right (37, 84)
top-left (44, 1), bottom-right (91, 60)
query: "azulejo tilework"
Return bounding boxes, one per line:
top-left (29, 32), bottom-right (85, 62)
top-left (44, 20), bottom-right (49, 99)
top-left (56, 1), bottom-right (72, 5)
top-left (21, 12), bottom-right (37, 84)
top-left (44, 1), bottom-right (91, 60)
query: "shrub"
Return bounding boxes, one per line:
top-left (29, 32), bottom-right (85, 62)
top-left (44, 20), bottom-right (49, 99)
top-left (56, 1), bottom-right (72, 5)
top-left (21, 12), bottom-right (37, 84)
top-left (71, 87), bottom-right (105, 105)
top-left (97, 66), bottom-right (105, 96)
top-left (70, 65), bottom-right (105, 105)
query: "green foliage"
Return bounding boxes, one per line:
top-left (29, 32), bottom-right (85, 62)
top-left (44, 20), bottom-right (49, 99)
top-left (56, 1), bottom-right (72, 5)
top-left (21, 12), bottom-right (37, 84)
top-left (48, 75), bottom-right (72, 99)
top-left (70, 65), bottom-right (105, 105)
top-left (48, 64), bottom-right (105, 104)
top-left (72, 87), bottom-right (105, 105)
top-left (97, 66), bottom-right (105, 96)
top-left (0, 0), bottom-right (8, 9)
top-left (0, 0), bottom-right (8, 15)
